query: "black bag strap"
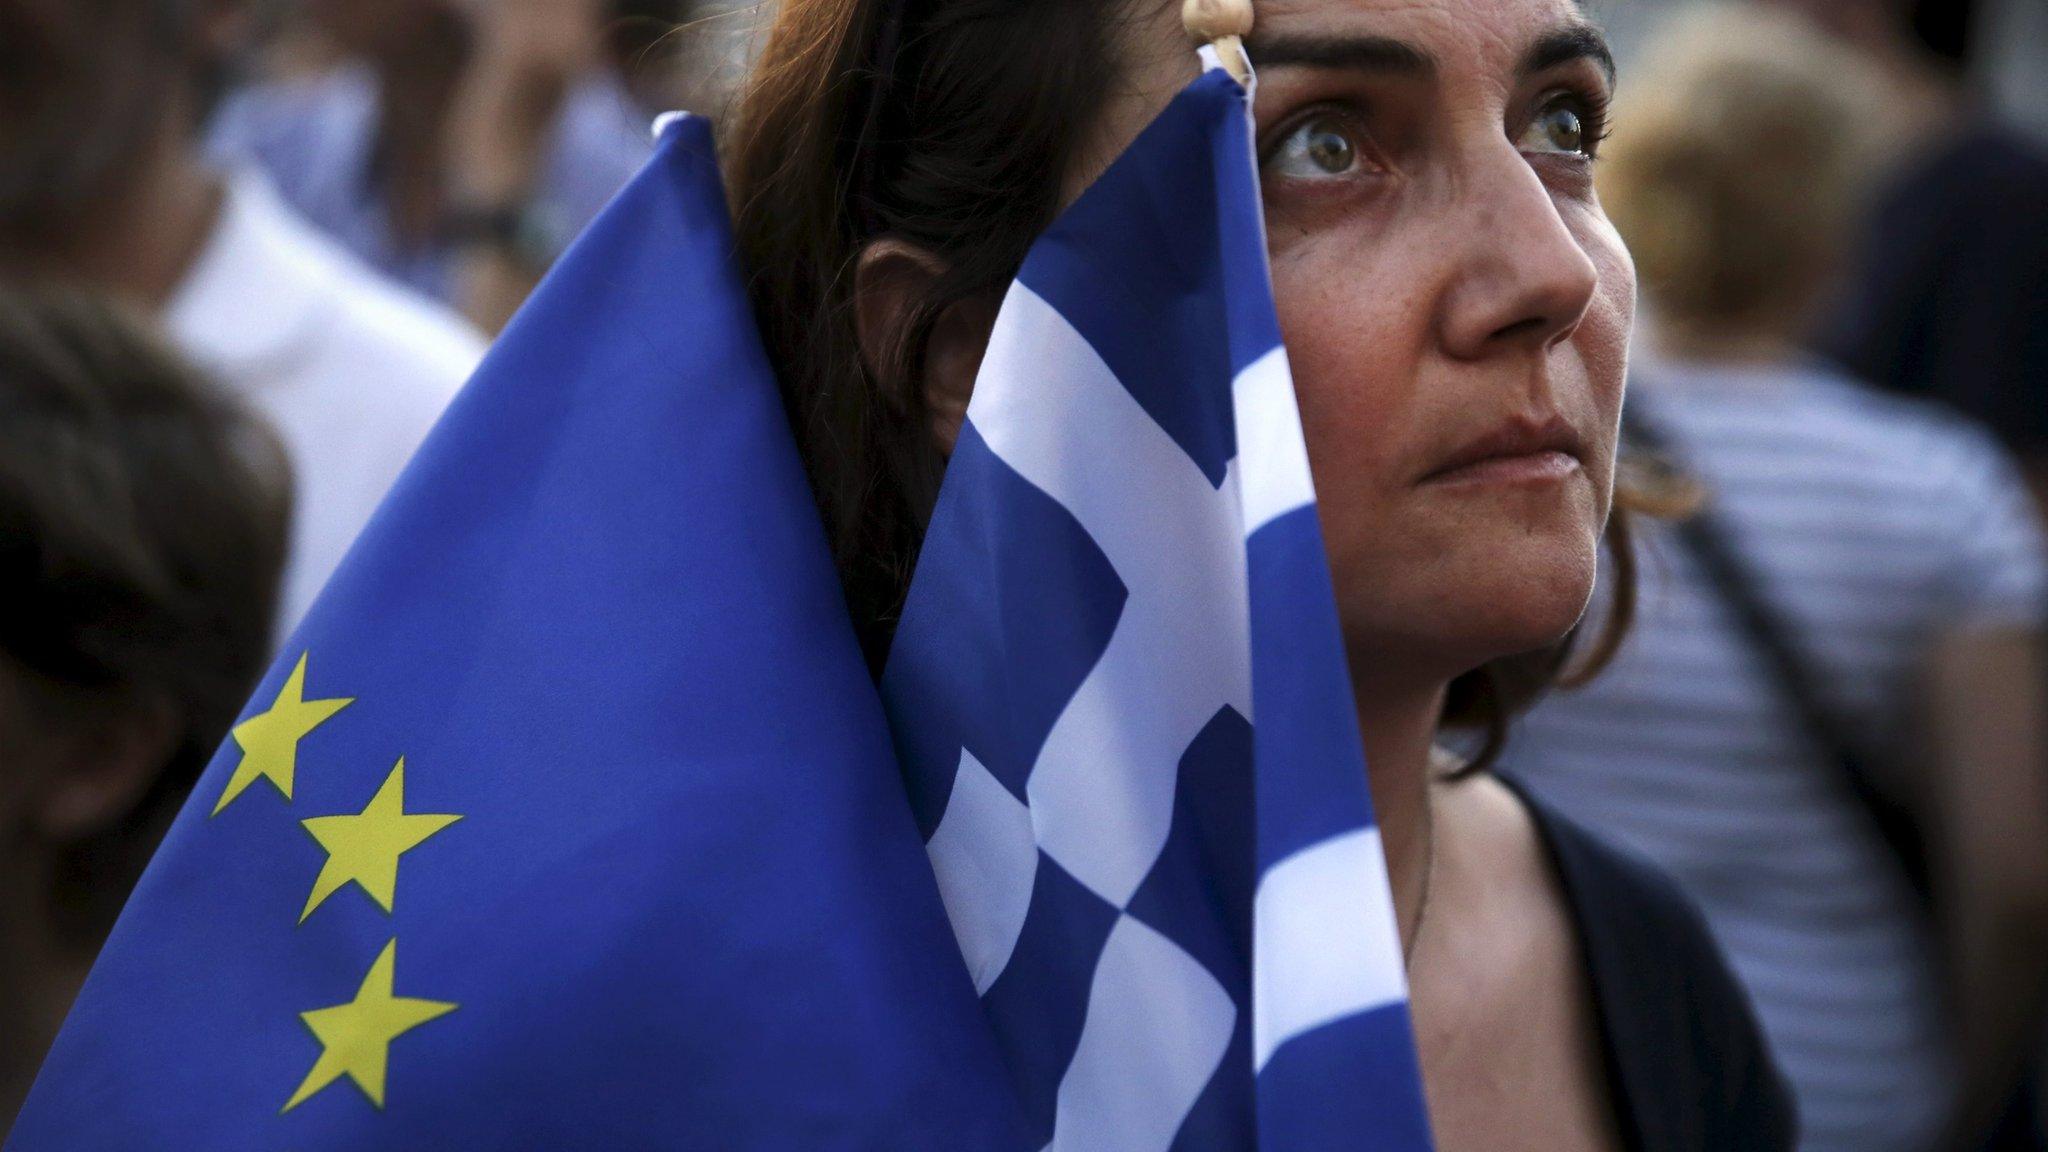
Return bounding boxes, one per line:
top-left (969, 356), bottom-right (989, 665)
top-left (1622, 399), bottom-right (1935, 906)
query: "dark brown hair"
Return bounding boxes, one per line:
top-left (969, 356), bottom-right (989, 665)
top-left (0, 283), bottom-right (291, 937)
top-left (727, 0), bottom-right (1652, 766)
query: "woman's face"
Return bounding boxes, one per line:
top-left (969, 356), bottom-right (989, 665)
top-left (1114, 0), bottom-right (1633, 689)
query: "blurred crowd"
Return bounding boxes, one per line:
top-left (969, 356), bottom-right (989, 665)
top-left (0, 0), bottom-right (721, 1122)
top-left (1, 0), bottom-right (2044, 1149)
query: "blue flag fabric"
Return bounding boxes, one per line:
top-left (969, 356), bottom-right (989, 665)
top-left (7, 114), bottom-right (1028, 1151)
top-left (880, 59), bottom-right (1437, 1151)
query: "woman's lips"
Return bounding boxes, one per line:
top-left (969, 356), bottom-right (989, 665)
top-left (1418, 415), bottom-right (1586, 488)
top-left (1421, 448), bottom-right (1582, 488)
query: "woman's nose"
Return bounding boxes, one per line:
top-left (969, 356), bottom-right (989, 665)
top-left (1435, 151), bottom-right (1600, 361)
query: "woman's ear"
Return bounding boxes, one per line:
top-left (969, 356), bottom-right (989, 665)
top-left (853, 240), bottom-right (1000, 454)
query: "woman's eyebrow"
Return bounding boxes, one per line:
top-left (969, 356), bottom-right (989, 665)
top-left (1244, 33), bottom-right (1438, 78)
top-left (1244, 24), bottom-right (1615, 83)
top-left (1521, 22), bottom-right (1617, 83)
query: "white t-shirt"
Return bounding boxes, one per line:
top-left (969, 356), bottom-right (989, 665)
top-left (1513, 356), bottom-right (2048, 1152)
top-left (165, 171), bottom-right (486, 635)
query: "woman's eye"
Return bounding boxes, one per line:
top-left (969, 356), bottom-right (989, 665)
top-left (1266, 115), bottom-right (1367, 179)
top-left (1519, 98), bottom-right (1598, 158)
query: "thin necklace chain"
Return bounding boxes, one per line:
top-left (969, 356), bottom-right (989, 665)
top-left (1403, 764), bottom-right (1444, 973)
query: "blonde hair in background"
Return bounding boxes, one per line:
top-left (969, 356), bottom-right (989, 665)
top-left (1600, 3), bottom-right (1891, 345)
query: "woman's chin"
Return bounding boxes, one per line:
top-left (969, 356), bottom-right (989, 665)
top-left (1337, 528), bottom-right (1599, 674)
top-left (1473, 534), bottom-right (1599, 644)
top-left (1453, 582), bottom-right (1593, 664)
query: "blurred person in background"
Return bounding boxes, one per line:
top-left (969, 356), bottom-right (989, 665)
top-left (208, 0), bottom-right (698, 332)
top-left (1773, 0), bottom-right (2048, 508)
top-left (0, 285), bottom-right (291, 1127)
top-left (1509, 6), bottom-right (2048, 1151)
top-left (0, 0), bottom-right (484, 634)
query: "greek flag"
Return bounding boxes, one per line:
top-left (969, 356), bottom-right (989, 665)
top-left (883, 55), bottom-right (1435, 1151)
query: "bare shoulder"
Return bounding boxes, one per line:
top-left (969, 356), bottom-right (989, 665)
top-left (1436, 770), bottom-right (1571, 938)
top-left (1409, 767), bottom-right (1584, 1043)
top-left (1442, 771), bottom-right (1547, 862)
top-left (1409, 769), bottom-right (1626, 1152)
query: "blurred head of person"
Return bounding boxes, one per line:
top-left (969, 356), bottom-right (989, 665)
top-left (605, 0), bottom-right (713, 111)
top-left (300, 0), bottom-right (463, 63)
top-left (0, 283), bottom-right (290, 1117)
top-left (1760, 0), bottom-right (1910, 48)
top-left (1760, 0), bottom-right (1977, 73)
top-left (0, 0), bottom-right (248, 235)
top-left (1599, 2), bottom-right (1887, 360)
top-left (295, 0), bottom-right (707, 122)
top-left (298, 0), bottom-right (687, 69)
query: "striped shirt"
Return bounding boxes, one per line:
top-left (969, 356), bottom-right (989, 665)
top-left (1511, 357), bottom-right (2048, 1152)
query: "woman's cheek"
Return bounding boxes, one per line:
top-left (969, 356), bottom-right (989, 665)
top-left (1572, 212), bottom-right (1636, 482)
top-left (1581, 210), bottom-right (1637, 376)
top-left (1276, 303), bottom-right (1429, 573)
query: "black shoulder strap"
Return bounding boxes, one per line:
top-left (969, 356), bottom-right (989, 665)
top-left (1622, 400), bottom-right (1934, 906)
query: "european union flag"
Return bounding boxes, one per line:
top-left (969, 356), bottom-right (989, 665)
top-left (7, 115), bottom-right (1028, 1150)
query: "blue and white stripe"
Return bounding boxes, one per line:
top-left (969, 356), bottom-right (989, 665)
top-left (882, 56), bottom-right (1435, 1151)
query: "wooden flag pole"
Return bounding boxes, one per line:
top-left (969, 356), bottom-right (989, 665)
top-left (1184, 0), bottom-right (1253, 83)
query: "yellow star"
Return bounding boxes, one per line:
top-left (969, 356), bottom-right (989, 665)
top-left (282, 939), bottom-right (457, 1113)
top-left (213, 653), bottom-right (353, 815)
top-left (299, 759), bottom-right (461, 923)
